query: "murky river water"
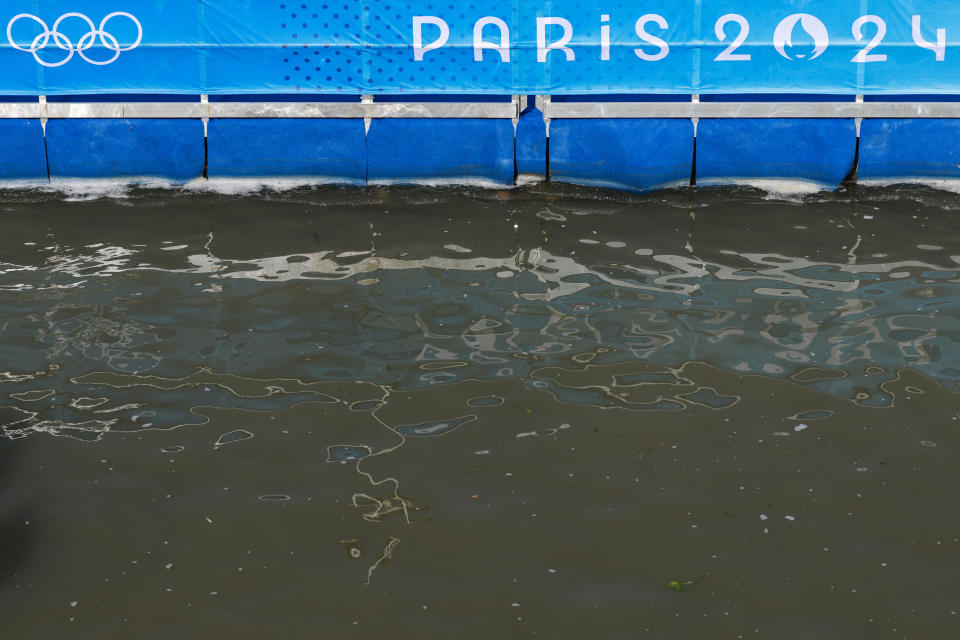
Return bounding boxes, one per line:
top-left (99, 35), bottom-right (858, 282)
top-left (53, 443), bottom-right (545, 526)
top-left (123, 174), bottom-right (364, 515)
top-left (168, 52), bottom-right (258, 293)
top-left (0, 183), bottom-right (958, 638)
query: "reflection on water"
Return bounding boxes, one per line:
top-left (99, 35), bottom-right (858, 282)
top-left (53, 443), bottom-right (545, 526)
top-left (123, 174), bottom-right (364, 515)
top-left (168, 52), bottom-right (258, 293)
top-left (0, 184), bottom-right (959, 637)
top-left (1, 183), bottom-right (957, 441)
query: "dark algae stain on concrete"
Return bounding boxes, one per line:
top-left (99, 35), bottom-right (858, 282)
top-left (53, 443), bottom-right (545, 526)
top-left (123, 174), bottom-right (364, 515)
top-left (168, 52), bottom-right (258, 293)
top-left (0, 183), bottom-right (958, 637)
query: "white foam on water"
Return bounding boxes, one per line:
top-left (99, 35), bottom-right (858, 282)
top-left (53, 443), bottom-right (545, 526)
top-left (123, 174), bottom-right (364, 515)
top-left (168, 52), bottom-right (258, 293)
top-left (0, 175), bottom-right (882, 201)
top-left (43, 178), bottom-right (178, 201)
top-left (0, 179), bottom-right (51, 191)
top-left (185, 177), bottom-right (363, 195)
top-left (698, 178), bottom-right (830, 199)
top-left (858, 178), bottom-right (960, 194)
top-left (555, 176), bottom-right (691, 194)
top-left (515, 173), bottom-right (545, 187)
top-left (27, 176), bottom-right (527, 197)
top-left (1, 177), bottom-right (367, 200)
top-left (367, 177), bottom-right (515, 190)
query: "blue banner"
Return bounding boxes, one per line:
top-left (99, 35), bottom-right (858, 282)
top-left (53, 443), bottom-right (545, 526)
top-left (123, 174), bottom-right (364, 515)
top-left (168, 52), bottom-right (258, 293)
top-left (1, 1), bottom-right (959, 95)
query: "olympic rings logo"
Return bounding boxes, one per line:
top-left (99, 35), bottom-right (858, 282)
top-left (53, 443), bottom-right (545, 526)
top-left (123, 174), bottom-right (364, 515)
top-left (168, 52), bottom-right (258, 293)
top-left (6, 12), bottom-right (142, 67)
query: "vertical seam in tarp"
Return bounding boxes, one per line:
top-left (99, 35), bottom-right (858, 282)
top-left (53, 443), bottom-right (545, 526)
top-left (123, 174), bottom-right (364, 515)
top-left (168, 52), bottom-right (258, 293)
top-left (857, 0), bottom-right (869, 91)
top-left (362, 4), bottom-right (372, 89)
top-left (544, 0), bottom-right (552, 95)
top-left (199, 0), bottom-right (210, 93)
top-left (31, 0), bottom-right (44, 94)
top-left (693, 0), bottom-right (702, 95)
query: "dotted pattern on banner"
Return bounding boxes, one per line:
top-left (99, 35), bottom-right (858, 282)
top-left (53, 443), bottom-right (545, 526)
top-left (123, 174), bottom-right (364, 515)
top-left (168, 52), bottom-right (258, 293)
top-left (274, 1), bottom-right (701, 93)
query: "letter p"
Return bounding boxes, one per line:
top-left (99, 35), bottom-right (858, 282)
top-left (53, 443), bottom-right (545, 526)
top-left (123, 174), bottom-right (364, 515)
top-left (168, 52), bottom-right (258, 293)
top-left (414, 16), bottom-right (449, 61)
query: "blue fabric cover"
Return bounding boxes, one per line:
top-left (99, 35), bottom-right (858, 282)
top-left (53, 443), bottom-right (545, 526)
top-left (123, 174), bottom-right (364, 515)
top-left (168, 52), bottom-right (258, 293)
top-left (696, 119), bottom-right (856, 189)
top-left (46, 119), bottom-right (204, 181)
top-left (549, 119), bottom-right (693, 192)
top-left (4, 2), bottom-right (960, 95)
top-left (207, 119), bottom-right (366, 182)
top-left (859, 119), bottom-right (960, 181)
top-left (367, 119), bottom-right (514, 184)
top-left (0, 120), bottom-right (47, 180)
top-left (516, 102), bottom-right (547, 177)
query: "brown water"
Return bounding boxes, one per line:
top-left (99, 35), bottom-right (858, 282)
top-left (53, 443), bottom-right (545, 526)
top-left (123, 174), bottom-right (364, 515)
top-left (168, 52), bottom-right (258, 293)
top-left (0, 183), bottom-right (958, 638)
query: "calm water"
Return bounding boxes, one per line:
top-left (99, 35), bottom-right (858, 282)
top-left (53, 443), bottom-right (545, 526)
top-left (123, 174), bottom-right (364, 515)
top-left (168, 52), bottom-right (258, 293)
top-left (0, 183), bottom-right (958, 638)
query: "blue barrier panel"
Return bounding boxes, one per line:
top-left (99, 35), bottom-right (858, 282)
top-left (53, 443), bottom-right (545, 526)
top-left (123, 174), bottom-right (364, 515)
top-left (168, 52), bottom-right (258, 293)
top-left (4, 2), bottom-right (960, 95)
top-left (0, 120), bottom-right (47, 181)
top-left (859, 119), bottom-right (960, 181)
top-left (46, 119), bottom-right (204, 181)
top-left (696, 119), bottom-right (856, 189)
top-left (516, 101), bottom-right (547, 177)
top-left (207, 119), bottom-right (366, 182)
top-left (367, 119), bottom-right (515, 184)
top-left (549, 119), bottom-right (693, 192)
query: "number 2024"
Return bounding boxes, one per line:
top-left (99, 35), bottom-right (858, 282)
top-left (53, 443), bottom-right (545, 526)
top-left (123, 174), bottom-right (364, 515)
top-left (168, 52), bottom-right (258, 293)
top-left (715, 13), bottom-right (945, 62)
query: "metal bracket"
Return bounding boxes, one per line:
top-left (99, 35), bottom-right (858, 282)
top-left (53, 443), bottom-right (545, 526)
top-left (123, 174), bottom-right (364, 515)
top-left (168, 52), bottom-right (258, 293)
top-left (0, 97), bottom-right (519, 120)
top-left (38, 95), bottom-right (47, 134)
top-left (200, 94), bottom-right (209, 137)
top-left (1, 96), bottom-right (959, 123)
top-left (855, 94), bottom-right (864, 137)
top-left (692, 94), bottom-right (699, 137)
top-left (361, 94), bottom-right (373, 133)
top-left (538, 100), bottom-right (960, 119)
top-left (539, 95), bottom-right (552, 137)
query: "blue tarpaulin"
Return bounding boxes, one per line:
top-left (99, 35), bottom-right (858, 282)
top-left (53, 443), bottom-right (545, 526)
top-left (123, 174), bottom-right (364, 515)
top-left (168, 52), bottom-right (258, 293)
top-left (1, 1), bottom-right (958, 95)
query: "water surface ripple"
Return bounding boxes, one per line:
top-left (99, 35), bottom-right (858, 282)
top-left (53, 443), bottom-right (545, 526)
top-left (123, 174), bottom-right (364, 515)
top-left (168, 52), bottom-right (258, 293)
top-left (0, 184), bottom-right (958, 638)
top-left (1, 185), bottom-right (957, 436)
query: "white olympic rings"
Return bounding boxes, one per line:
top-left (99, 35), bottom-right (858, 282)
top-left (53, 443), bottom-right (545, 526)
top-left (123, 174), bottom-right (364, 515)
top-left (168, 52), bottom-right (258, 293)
top-left (6, 12), bottom-right (142, 67)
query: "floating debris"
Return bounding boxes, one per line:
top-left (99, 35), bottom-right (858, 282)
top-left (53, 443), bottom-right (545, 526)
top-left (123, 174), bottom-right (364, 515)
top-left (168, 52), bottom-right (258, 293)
top-left (341, 539), bottom-right (365, 560)
top-left (664, 579), bottom-right (696, 592)
top-left (365, 537), bottom-right (400, 585)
